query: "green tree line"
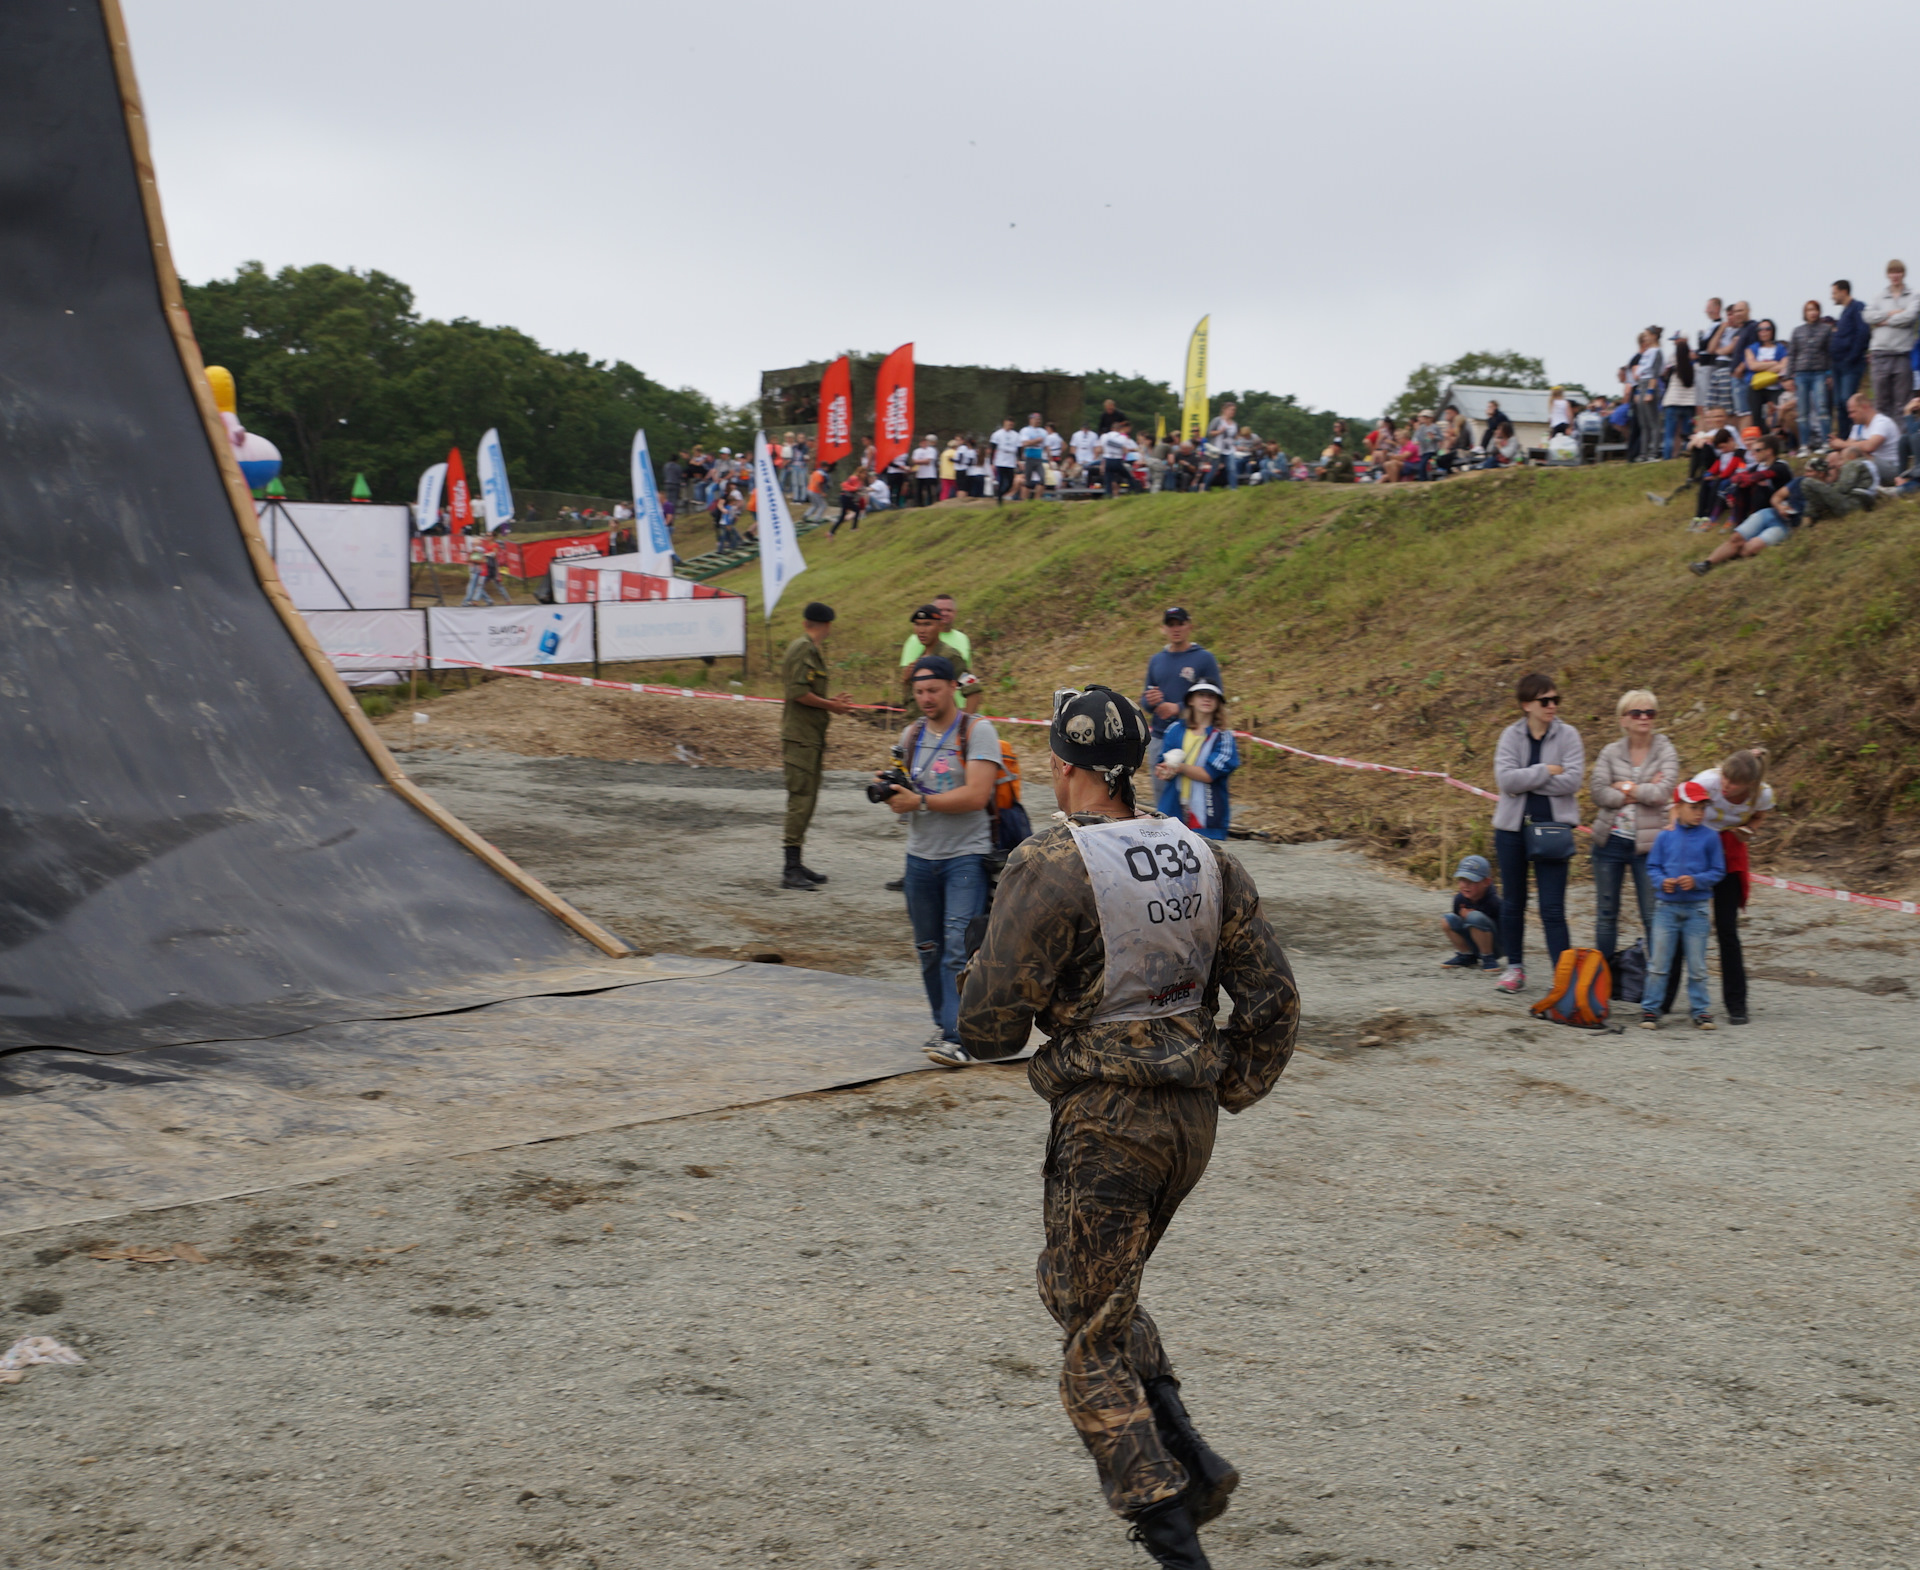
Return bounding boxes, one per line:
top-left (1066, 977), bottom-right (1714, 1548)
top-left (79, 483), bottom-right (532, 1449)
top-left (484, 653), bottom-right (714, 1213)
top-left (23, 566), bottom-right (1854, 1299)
top-left (1079, 371), bottom-right (1361, 456)
top-left (184, 261), bottom-right (750, 504)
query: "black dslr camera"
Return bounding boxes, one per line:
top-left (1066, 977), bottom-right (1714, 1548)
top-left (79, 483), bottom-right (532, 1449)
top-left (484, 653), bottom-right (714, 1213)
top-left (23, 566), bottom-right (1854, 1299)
top-left (866, 767), bottom-right (912, 805)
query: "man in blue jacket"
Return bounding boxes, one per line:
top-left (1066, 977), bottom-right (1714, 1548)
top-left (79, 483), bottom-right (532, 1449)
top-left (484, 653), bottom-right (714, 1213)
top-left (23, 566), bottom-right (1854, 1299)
top-left (1830, 280), bottom-right (1870, 426)
top-left (1639, 781), bottom-right (1726, 1031)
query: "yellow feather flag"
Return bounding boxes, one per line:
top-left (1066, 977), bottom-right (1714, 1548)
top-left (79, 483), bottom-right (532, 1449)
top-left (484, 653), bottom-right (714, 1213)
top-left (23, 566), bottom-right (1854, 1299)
top-left (1155, 412), bottom-right (1166, 443)
top-left (1180, 316), bottom-right (1209, 442)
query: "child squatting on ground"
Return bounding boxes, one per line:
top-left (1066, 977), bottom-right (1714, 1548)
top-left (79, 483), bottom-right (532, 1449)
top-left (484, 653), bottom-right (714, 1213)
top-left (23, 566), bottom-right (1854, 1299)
top-left (1441, 854), bottom-right (1505, 972)
top-left (1639, 781), bottom-right (1727, 1031)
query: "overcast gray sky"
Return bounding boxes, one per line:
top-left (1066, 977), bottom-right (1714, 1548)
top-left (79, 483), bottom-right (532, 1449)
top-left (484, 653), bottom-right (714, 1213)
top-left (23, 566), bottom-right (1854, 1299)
top-left (126, 0), bottom-right (1918, 419)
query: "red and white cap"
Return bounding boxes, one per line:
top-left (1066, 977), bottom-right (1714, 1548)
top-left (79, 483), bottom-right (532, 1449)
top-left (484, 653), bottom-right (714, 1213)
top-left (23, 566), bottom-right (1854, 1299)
top-left (1674, 780), bottom-right (1712, 805)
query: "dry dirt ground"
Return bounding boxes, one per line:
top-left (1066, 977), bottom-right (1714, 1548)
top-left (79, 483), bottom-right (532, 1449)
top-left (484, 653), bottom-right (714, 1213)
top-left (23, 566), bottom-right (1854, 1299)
top-left (2, 748), bottom-right (1916, 1570)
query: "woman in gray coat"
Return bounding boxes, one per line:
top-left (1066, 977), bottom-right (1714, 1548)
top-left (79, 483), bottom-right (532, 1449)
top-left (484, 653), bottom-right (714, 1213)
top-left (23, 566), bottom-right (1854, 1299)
top-left (1491, 672), bottom-right (1586, 994)
top-left (1587, 689), bottom-right (1681, 963)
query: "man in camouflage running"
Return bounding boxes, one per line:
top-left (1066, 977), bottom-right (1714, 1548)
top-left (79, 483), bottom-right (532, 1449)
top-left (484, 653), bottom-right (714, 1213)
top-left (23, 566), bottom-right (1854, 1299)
top-left (956, 685), bottom-right (1300, 1569)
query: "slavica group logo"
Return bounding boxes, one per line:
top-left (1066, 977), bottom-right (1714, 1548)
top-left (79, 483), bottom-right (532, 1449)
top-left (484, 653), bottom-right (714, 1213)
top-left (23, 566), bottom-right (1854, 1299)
top-left (881, 386), bottom-right (911, 443)
top-left (825, 395), bottom-right (851, 447)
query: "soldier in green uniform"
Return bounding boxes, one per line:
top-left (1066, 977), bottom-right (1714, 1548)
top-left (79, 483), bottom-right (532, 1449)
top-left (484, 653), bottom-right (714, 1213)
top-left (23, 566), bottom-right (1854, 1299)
top-left (779, 602), bottom-right (854, 890)
top-left (957, 685), bottom-right (1300, 1569)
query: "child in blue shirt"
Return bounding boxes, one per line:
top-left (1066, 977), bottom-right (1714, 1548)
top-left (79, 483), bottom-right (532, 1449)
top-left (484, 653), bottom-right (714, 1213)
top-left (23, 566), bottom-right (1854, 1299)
top-left (1441, 854), bottom-right (1504, 971)
top-left (1638, 781), bottom-right (1726, 1030)
top-left (1151, 681), bottom-right (1239, 840)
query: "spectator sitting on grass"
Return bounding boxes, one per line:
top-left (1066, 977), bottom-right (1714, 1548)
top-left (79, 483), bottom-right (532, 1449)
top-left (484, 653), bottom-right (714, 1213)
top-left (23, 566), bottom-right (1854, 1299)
top-left (1321, 440), bottom-right (1356, 483)
top-left (1833, 391), bottom-right (1901, 485)
top-left (1795, 448), bottom-right (1880, 523)
top-left (1690, 436), bottom-right (1797, 574)
top-left (1896, 395), bottom-right (1920, 497)
top-left (1440, 854), bottom-right (1504, 972)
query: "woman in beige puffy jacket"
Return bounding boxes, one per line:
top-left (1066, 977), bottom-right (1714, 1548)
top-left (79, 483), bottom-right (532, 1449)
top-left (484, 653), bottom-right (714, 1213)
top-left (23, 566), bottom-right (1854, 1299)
top-left (1587, 688), bottom-right (1682, 963)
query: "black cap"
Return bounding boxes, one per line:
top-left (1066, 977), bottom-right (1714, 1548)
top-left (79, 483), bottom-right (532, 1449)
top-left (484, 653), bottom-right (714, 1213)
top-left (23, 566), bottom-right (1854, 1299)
top-left (802, 601), bottom-right (835, 623)
top-left (908, 655), bottom-right (957, 684)
top-left (1162, 606), bottom-right (1190, 623)
top-left (909, 603), bottom-right (940, 623)
top-left (1050, 685), bottom-right (1148, 771)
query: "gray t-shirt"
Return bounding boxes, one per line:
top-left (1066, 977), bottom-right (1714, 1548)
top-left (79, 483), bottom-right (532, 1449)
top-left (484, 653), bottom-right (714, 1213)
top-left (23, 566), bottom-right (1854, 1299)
top-left (899, 714), bottom-right (999, 859)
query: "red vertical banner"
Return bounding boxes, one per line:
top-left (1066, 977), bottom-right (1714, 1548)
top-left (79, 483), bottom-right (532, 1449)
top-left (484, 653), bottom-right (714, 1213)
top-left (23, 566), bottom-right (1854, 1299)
top-left (816, 355), bottom-right (853, 464)
top-left (873, 343), bottom-right (914, 473)
top-left (446, 446), bottom-right (472, 537)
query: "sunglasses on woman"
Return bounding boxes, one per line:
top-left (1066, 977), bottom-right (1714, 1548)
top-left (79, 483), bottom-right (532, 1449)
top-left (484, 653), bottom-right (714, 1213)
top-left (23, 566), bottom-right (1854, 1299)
top-left (1623, 708), bottom-right (1657, 719)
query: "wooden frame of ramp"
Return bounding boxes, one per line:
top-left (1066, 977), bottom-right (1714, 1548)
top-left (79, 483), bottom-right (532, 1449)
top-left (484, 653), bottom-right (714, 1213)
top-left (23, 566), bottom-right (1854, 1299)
top-left (97, 0), bottom-right (628, 960)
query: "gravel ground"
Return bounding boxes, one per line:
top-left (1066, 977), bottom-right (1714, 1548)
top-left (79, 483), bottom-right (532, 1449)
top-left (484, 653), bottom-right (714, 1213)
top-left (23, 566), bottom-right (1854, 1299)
top-left (2, 750), bottom-right (1915, 1570)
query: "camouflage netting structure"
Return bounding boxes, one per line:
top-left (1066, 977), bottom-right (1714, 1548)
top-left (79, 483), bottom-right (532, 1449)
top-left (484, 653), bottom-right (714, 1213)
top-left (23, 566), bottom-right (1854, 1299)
top-left (761, 357), bottom-right (1084, 472)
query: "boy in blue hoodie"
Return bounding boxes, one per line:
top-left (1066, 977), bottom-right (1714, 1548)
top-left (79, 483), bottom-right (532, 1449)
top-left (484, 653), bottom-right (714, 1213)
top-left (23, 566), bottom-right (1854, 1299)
top-left (1639, 781), bottom-right (1726, 1030)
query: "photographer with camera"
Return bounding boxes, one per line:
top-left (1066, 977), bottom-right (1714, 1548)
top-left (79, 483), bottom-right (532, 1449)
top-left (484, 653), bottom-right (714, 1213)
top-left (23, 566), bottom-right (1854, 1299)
top-left (872, 655), bottom-right (1001, 1058)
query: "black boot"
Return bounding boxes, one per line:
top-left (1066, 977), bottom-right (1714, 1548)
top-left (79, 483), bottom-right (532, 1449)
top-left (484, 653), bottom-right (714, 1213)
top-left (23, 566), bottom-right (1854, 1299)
top-left (797, 864), bottom-right (828, 884)
top-left (781, 846), bottom-right (817, 891)
top-left (1145, 1376), bottom-right (1238, 1525)
top-left (1126, 1498), bottom-right (1211, 1568)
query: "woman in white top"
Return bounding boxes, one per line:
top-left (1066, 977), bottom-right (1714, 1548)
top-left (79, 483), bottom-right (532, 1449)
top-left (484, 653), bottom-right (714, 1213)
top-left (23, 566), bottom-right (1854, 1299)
top-left (1657, 748), bottom-right (1774, 1024)
top-left (1548, 387), bottom-right (1573, 436)
top-left (1659, 331), bottom-right (1697, 459)
top-left (1586, 689), bottom-right (1681, 963)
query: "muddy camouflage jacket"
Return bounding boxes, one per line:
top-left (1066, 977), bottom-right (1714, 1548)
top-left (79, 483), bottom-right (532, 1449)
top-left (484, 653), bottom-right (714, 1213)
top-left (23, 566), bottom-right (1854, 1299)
top-left (957, 812), bottom-right (1299, 1111)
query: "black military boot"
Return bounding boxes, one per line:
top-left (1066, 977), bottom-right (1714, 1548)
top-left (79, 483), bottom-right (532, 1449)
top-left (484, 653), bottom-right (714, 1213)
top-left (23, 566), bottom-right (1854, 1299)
top-left (780, 846), bottom-right (817, 890)
top-left (796, 863), bottom-right (828, 885)
top-left (1126, 1498), bottom-right (1211, 1568)
top-left (1145, 1376), bottom-right (1239, 1525)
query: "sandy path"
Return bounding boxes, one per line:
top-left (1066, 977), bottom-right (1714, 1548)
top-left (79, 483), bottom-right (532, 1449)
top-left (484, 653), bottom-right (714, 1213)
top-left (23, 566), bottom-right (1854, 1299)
top-left (1, 750), bottom-right (1914, 1570)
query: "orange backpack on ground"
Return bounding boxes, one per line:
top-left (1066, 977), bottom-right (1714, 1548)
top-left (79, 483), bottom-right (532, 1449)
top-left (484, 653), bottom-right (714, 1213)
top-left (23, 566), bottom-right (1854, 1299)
top-left (1529, 946), bottom-right (1612, 1029)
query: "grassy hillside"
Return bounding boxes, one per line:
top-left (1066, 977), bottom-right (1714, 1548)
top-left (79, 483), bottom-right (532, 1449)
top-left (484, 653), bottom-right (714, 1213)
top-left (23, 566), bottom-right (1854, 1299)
top-left (710, 465), bottom-right (1920, 894)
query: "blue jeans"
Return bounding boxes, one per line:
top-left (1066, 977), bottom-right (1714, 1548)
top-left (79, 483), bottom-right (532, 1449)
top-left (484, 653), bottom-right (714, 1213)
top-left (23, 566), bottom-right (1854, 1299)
top-left (1224, 452), bottom-right (1242, 488)
top-left (1493, 827), bottom-right (1571, 968)
top-left (1591, 837), bottom-right (1653, 961)
top-left (1662, 404), bottom-right (1694, 458)
top-left (1731, 376), bottom-right (1750, 418)
top-left (1445, 910), bottom-right (1497, 946)
top-left (1794, 373), bottom-right (1832, 445)
top-left (1833, 362), bottom-right (1865, 425)
top-left (904, 852), bottom-right (989, 1040)
top-left (1642, 901), bottom-right (1711, 1018)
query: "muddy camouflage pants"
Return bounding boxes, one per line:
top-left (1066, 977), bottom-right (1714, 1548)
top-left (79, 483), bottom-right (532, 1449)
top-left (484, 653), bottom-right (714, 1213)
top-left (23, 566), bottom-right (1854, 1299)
top-left (1039, 1079), bottom-right (1218, 1517)
top-left (782, 740), bottom-right (824, 848)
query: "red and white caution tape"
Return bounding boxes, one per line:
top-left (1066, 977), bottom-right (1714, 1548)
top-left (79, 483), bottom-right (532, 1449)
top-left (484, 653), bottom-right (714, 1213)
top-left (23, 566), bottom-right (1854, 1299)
top-left (350, 653), bottom-right (1917, 916)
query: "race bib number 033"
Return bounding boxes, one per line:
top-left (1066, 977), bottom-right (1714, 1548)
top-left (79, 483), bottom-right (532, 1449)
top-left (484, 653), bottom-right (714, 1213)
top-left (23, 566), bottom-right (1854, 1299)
top-left (1070, 816), bottom-right (1223, 1023)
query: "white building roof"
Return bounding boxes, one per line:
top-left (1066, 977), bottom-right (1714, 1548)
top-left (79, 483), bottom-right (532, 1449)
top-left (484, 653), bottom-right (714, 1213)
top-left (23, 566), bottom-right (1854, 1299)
top-left (1438, 383), bottom-right (1554, 425)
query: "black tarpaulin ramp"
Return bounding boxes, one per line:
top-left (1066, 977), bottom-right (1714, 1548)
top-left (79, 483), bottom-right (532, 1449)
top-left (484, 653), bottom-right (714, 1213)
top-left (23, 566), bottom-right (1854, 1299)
top-left (0, 1), bottom-right (632, 1053)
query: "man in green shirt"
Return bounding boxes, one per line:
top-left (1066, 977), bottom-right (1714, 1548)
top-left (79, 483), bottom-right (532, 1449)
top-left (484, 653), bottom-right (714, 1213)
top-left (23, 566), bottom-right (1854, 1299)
top-left (781, 602), bottom-right (854, 890)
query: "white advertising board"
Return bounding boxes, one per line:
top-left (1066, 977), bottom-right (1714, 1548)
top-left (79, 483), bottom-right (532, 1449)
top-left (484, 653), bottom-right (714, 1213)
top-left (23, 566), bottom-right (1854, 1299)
top-left (427, 605), bottom-right (594, 670)
top-left (260, 502), bottom-right (412, 611)
top-left (303, 608), bottom-right (428, 676)
top-left (596, 595), bottom-right (747, 662)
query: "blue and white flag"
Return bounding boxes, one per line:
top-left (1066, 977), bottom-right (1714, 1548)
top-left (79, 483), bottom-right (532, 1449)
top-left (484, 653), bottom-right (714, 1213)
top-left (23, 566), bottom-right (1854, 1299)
top-left (631, 427), bottom-right (675, 578)
top-left (476, 427), bottom-right (514, 532)
top-left (413, 461), bottom-right (446, 533)
top-left (754, 430), bottom-right (806, 621)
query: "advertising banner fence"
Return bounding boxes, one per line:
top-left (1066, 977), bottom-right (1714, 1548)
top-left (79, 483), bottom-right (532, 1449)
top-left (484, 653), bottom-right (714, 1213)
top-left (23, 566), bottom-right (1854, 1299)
top-left (305, 609), bottom-right (428, 679)
top-left (260, 501), bottom-right (412, 611)
top-left (496, 532), bottom-right (610, 580)
top-left (426, 605), bottom-right (593, 670)
top-left (595, 596), bottom-right (747, 662)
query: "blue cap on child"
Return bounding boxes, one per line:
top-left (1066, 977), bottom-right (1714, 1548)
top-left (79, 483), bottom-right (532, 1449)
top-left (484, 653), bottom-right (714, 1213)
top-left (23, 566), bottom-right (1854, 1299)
top-left (1452, 854), bottom-right (1491, 884)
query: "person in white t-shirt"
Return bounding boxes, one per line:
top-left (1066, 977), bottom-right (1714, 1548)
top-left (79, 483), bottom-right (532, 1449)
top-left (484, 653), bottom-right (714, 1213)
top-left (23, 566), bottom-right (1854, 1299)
top-left (988, 419), bottom-right (1023, 504)
top-left (1016, 412), bottom-right (1049, 489)
top-left (1070, 424), bottom-right (1100, 478)
top-left (1207, 402), bottom-right (1242, 488)
top-left (1098, 421), bottom-right (1144, 496)
top-left (910, 435), bottom-right (940, 509)
top-left (956, 437), bottom-right (983, 498)
top-left (1836, 392), bottom-right (1901, 482)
